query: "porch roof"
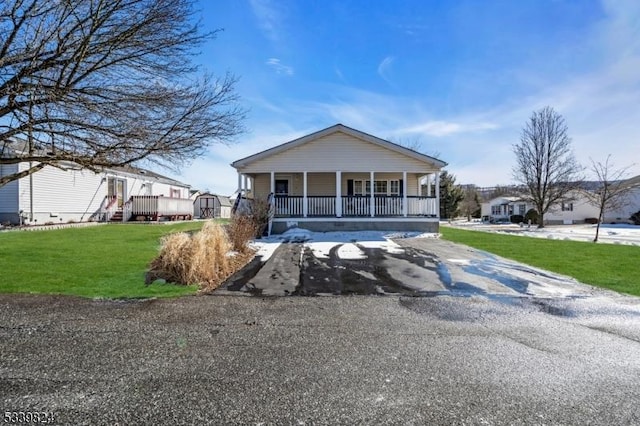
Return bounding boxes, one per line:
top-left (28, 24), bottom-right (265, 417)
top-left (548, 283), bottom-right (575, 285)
top-left (231, 123), bottom-right (447, 170)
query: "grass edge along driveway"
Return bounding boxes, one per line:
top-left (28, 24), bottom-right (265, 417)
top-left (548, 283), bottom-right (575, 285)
top-left (440, 226), bottom-right (640, 297)
top-left (0, 222), bottom-right (206, 299)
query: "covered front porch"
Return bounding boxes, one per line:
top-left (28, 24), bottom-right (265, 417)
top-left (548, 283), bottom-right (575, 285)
top-left (238, 170), bottom-right (440, 219)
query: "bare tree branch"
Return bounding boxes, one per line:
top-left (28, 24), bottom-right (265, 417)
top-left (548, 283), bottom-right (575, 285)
top-left (512, 106), bottom-right (583, 227)
top-left (583, 155), bottom-right (635, 242)
top-left (0, 0), bottom-right (245, 187)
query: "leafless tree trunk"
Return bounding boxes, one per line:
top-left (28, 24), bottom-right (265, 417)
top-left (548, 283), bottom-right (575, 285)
top-left (512, 106), bottom-right (583, 228)
top-left (459, 185), bottom-right (480, 221)
top-left (0, 0), bottom-right (244, 187)
top-left (583, 155), bottom-right (635, 242)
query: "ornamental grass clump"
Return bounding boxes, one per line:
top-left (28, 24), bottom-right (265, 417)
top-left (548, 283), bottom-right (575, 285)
top-left (146, 221), bottom-right (247, 290)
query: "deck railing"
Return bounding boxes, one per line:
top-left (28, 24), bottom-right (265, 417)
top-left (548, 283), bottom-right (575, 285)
top-left (274, 195), bottom-right (437, 218)
top-left (128, 196), bottom-right (193, 219)
top-left (98, 195), bottom-right (119, 221)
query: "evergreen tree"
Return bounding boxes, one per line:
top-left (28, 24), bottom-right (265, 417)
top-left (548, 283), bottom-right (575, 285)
top-left (439, 171), bottom-right (464, 219)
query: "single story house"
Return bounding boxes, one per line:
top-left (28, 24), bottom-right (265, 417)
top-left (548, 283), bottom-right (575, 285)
top-left (231, 123), bottom-right (447, 233)
top-left (480, 196), bottom-right (530, 223)
top-left (193, 193), bottom-right (232, 219)
top-left (0, 155), bottom-right (193, 225)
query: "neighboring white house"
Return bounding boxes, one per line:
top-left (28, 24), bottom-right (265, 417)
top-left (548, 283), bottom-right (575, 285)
top-left (480, 196), bottom-right (530, 222)
top-left (0, 161), bottom-right (193, 225)
top-left (481, 178), bottom-right (640, 225)
top-left (231, 123), bottom-right (447, 233)
top-left (193, 193), bottom-right (232, 219)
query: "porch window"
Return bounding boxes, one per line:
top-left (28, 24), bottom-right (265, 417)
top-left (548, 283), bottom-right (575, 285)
top-left (373, 180), bottom-right (387, 195)
top-left (354, 180), bottom-right (364, 196)
top-left (352, 179), bottom-right (401, 196)
top-left (389, 180), bottom-right (400, 196)
top-left (518, 204), bottom-right (526, 215)
top-left (170, 188), bottom-right (181, 198)
top-left (491, 205), bottom-right (501, 215)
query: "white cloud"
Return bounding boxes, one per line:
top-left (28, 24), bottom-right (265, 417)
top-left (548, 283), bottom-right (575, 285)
top-left (399, 121), bottom-right (499, 137)
top-left (266, 58), bottom-right (294, 75)
top-left (377, 56), bottom-right (395, 84)
top-left (249, 0), bottom-right (283, 42)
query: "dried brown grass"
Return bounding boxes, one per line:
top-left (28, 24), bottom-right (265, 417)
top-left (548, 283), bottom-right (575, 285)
top-left (146, 221), bottom-right (254, 291)
top-left (227, 215), bottom-right (259, 253)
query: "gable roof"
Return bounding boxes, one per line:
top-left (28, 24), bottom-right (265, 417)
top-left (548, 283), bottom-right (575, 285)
top-left (232, 123), bottom-right (447, 169)
top-left (196, 192), bottom-right (232, 207)
top-left (2, 136), bottom-right (189, 188)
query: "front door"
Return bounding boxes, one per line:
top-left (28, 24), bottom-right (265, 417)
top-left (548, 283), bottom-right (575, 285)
top-left (108, 178), bottom-right (126, 208)
top-left (275, 179), bottom-right (289, 196)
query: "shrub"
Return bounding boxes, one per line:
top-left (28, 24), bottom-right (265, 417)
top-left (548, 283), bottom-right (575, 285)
top-left (510, 214), bottom-right (524, 224)
top-left (631, 211), bottom-right (640, 225)
top-left (146, 221), bottom-right (249, 291)
top-left (226, 215), bottom-right (259, 254)
top-left (524, 209), bottom-right (539, 225)
top-left (585, 218), bottom-right (599, 224)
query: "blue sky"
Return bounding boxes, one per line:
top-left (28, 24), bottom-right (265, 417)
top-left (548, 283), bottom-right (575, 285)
top-left (172, 0), bottom-right (640, 194)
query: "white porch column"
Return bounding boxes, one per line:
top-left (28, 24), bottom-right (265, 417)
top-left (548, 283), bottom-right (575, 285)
top-left (270, 171), bottom-right (275, 194)
top-left (427, 174), bottom-right (432, 197)
top-left (237, 173), bottom-right (242, 193)
top-left (335, 171), bottom-right (342, 217)
top-left (402, 171), bottom-right (408, 217)
top-left (303, 171), bottom-right (308, 218)
top-left (435, 172), bottom-right (440, 218)
top-left (370, 171), bottom-right (375, 217)
top-left (243, 175), bottom-right (248, 195)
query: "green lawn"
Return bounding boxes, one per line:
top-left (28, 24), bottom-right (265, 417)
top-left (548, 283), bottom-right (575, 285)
top-left (440, 226), bottom-right (640, 296)
top-left (0, 222), bottom-right (207, 299)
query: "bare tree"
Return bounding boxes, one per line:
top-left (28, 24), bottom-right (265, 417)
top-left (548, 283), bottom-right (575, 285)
top-left (458, 185), bottom-right (481, 221)
top-left (390, 135), bottom-right (441, 158)
top-left (583, 155), bottom-right (635, 242)
top-left (512, 106), bottom-right (582, 227)
top-left (0, 0), bottom-right (244, 187)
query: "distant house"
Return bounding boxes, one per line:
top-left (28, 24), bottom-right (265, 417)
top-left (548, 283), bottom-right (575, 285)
top-left (481, 177), bottom-right (640, 225)
top-left (231, 123), bottom-right (447, 233)
top-left (481, 196), bottom-right (531, 222)
top-left (0, 141), bottom-right (193, 225)
top-left (193, 193), bottom-right (232, 219)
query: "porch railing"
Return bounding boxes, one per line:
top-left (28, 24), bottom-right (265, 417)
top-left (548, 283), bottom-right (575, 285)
top-left (128, 196), bottom-right (193, 219)
top-left (97, 195), bottom-right (118, 221)
top-left (274, 195), bottom-right (437, 218)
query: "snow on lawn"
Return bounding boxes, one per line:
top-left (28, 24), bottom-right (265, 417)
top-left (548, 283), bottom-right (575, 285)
top-left (449, 221), bottom-right (640, 245)
top-left (250, 228), bottom-right (439, 261)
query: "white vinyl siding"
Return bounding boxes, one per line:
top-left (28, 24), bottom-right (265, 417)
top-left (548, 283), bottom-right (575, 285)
top-left (5, 162), bottom-right (189, 224)
top-left (0, 163), bottom-right (19, 214)
top-left (241, 133), bottom-right (439, 173)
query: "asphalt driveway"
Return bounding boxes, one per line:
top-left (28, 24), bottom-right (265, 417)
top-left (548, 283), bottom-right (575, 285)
top-left (220, 236), bottom-right (598, 299)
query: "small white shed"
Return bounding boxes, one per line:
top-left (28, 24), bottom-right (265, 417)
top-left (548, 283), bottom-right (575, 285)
top-left (193, 193), bottom-right (232, 219)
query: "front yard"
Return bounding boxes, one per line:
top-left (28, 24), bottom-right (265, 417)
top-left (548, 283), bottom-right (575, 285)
top-left (440, 226), bottom-right (640, 296)
top-left (0, 222), bottom-right (206, 298)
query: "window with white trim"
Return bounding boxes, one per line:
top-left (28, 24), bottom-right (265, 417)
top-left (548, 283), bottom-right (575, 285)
top-left (390, 180), bottom-right (400, 195)
top-left (354, 179), bottom-right (399, 195)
